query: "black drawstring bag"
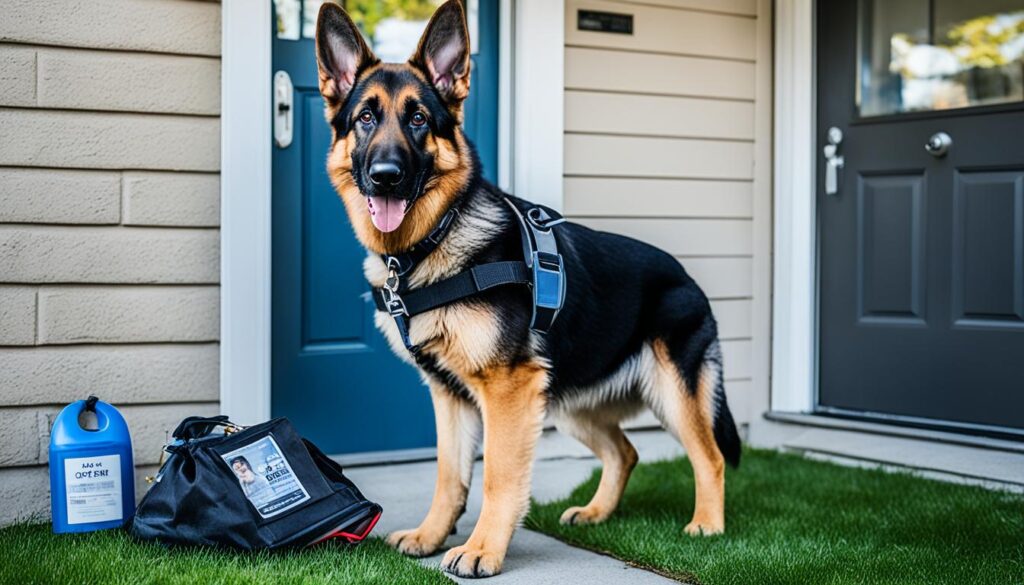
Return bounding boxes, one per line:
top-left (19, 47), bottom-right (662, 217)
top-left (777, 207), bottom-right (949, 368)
top-left (130, 416), bottom-right (381, 550)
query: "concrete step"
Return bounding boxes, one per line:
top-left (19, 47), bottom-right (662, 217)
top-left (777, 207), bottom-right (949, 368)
top-left (751, 415), bottom-right (1024, 492)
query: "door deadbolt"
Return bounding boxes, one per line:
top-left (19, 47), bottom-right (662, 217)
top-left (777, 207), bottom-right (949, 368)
top-left (925, 132), bottom-right (952, 158)
top-left (274, 71), bottom-right (294, 149)
top-left (823, 126), bottom-right (844, 196)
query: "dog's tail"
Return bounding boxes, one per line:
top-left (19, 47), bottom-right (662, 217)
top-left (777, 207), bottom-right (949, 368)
top-left (704, 340), bottom-right (741, 468)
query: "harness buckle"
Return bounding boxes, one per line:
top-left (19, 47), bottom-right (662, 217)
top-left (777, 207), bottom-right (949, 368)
top-left (381, 255), bottom-right (417, 352)
top-left (503, 198), bottom-right (568, 333)
top-left (380, 287), bottom-right (409, 317)
top-left (530, 250), bottom-right (566, 330)
top-left (383, 256), bottom-right (409, 317)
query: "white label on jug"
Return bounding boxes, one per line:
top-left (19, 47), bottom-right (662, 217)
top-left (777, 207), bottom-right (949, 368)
top-left (64, 454), bottom-right (122, 525)
top-left (222, 435), bottom-right (310, 518)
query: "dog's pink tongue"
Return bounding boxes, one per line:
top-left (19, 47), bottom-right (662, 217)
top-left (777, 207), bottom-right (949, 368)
top-left (367, 196), bottom-right (407, 233)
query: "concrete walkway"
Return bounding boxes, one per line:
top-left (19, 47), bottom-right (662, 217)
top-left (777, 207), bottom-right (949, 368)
top-left (346, 429), bottom-right (685, 584)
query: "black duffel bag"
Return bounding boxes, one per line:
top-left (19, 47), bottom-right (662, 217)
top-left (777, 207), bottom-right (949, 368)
top-left (130, 416), bottom-right (382, 550)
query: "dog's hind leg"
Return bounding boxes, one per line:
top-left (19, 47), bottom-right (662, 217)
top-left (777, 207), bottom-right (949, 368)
top-left (643, 335), bottom-right (737, 536)
top-left (555, 409), bottom-right (638, 526)
top-left (388, 381), bottom-right (480, 557)
top-left (440, 361), bottom-right (548, 578)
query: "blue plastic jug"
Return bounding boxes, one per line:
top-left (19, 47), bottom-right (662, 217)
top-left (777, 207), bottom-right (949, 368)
top-left (49, 396), bottom-right (135, 533)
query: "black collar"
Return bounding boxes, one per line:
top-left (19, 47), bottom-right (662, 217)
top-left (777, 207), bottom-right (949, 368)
top-left (382, 207), bottom-right (459, 277)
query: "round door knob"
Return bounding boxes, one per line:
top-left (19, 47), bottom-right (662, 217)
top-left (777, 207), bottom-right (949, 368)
top-left (827, 126), bottom-right (843, 145)
top-left (925, 132), bottom-right (952, 157)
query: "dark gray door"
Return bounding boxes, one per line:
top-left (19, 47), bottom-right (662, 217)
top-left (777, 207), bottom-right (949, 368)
top-left (817, 0), bottom-right (1024, 435)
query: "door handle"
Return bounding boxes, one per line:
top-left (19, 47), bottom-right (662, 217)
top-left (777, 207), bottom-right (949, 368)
top-left (925, 132), bottom-right (952, 157)
top-left (274, 71), bottom-right (294, 149)
top-left (823, 126), bottom-right (844, 196)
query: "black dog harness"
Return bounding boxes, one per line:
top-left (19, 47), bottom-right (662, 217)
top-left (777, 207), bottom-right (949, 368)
top-left (371, 197), bottom-right (566, 353)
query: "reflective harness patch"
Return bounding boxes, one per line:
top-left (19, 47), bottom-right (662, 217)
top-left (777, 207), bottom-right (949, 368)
top-left (371, 197), bottom-right (567, 353)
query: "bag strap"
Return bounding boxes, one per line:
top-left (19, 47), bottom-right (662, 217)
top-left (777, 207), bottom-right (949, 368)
top-left (172, 415), bottom-right (237, 441)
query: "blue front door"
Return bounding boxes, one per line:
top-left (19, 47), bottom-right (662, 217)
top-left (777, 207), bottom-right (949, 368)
top-left (271, 0), bottom-right (500, 455)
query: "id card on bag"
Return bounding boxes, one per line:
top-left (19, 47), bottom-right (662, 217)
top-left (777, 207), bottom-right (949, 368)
top-left (222, 435), bottom-right (311, 518)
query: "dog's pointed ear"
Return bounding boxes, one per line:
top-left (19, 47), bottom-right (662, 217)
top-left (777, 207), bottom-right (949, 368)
top-left (410, 0), bottom-right (472, 107)
top-left (316, 2), bottom-right (378, 113)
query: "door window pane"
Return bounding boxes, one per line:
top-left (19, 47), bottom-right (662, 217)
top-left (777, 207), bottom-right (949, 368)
top-left (294, 1), bottom-right (478, 59)
top-left (859, 0), bottom-right (1024, 116)
top-left (274, 0), bottom-right (301, 40)
top-left (302, 0), bottom-right (327, 38)
top-left (337, 0), bottom-right (445, 62)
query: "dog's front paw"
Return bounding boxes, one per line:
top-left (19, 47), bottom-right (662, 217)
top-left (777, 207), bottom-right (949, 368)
top-left (386, 528), bottom-right (445, 557)
top-left (683, 519), bottom-right (724, 536)
top-left (440, 543), bottom-right (504, 578)
top-left (559, 505), bottom-right (610, 526)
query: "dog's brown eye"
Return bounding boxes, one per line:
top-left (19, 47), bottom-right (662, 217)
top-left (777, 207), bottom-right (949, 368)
top-left (410, 112), bottom-right (427, 127)
top-left (359, 110), bottom-right (374, 124)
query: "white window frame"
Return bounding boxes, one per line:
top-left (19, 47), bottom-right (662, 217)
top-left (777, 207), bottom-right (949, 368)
top-left (771, 0), bottom-right (817, 413)
top-left (220, 0), bottom-right (565, 424)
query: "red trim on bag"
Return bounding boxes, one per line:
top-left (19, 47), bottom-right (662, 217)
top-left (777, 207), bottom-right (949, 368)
top-left (310, 509), bottom-right (382, 546)
top-left (333, 509), bottom-right (382, 543)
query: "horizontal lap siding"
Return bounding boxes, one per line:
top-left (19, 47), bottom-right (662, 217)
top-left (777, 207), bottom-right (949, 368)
top-left (565, 134), bottom-right (753, 179)
top-left (0, 0), bottom-right (222, 525)
top-left (565, 48), bottom-right (755, 99)
top-left (0, 169), bottom-right (220, 226)
top-left (612, 0), bottom-right (756, 15)
top-left (683, 257), bottom-right (753, 298)
top-left (563, 0), bottom-right (763, 428)
top-left (0, 0), bottom-right (221, 56)
top-left (0, 227), bottom-right (219, 283)
top-left (0, 45), bottom-right (220, 115)
top-left (565, 177), bottom-right (752, 217)
top-left (566, 0), bottom-right (756, 60)
top-left (575, 218), bottom-right (752, 256)
top-left (566, 91), bottom-right (755, 140)
top-left (0, 109), bottom-right (220, 171)
top-left (0, 345), bottom-right (220, 406)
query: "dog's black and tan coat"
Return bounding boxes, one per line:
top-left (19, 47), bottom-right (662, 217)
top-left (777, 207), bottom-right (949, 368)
top-left (314, 1), bottom-right (741, 577)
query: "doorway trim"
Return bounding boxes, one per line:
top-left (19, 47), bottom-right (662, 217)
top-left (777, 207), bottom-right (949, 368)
top-left (220, 0), bottom-right (565, 425)
top-left (509, 0), bottom-right (564, 210)
top-left (771, 0), bottom-right (817, 413)
top-left (221, 0), bottom-right (273, 425)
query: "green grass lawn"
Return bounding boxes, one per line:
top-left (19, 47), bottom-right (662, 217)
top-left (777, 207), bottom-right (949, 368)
top-left (526, 448), bottom-right (1024, 585)
top-left (0, 523), bottom-right (449, 585)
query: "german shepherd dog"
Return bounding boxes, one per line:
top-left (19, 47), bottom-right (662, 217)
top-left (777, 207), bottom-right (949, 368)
top-left (315, 1), bottom-right (740, 577)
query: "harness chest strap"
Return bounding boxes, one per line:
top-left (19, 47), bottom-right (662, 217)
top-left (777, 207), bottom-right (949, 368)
top-left (372, 261), bottom-right (532, 316)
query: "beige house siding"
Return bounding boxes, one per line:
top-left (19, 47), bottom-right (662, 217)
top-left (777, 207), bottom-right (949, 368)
top-left (563, 0), bottom-right (772, 430)
top-left (0, 0), bottom-right (221, 525)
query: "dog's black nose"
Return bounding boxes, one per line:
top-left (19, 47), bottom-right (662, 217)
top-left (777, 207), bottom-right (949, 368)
top-left (368, 162), bottom-right (404, 186)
